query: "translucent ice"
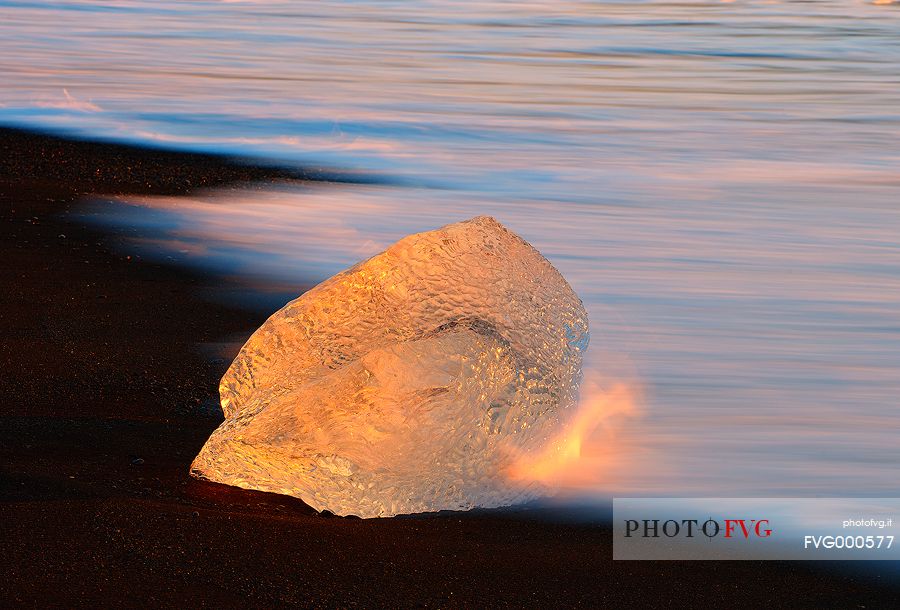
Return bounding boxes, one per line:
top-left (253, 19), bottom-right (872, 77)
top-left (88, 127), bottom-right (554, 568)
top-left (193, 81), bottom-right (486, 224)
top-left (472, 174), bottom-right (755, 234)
top-left (190, 216), bottom-right (588, 517)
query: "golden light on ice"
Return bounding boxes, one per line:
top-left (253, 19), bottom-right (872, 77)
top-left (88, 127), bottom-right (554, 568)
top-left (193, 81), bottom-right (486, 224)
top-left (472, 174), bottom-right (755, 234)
top-left (191, 216), bottom-right (593, 518)
top-left (506, 381), bottom-right (638, 489)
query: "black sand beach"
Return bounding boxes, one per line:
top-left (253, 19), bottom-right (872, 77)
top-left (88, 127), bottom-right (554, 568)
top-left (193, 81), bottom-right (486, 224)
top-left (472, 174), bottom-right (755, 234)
top-left (1, 126), bottom-right (897, 608)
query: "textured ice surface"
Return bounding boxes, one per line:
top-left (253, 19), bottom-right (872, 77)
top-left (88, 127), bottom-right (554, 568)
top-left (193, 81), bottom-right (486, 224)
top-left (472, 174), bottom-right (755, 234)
top-left (191, 216), bottom-right (588, 517)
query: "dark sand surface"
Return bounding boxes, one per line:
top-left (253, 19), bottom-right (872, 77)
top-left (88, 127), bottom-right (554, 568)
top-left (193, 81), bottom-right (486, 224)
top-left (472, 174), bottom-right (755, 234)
top-left (1, 126), bottom-right (897, 608)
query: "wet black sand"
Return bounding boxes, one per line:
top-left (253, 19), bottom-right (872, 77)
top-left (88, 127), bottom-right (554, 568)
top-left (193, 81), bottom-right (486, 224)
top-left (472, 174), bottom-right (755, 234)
top-left (1, 126), bottom-right (897, 607)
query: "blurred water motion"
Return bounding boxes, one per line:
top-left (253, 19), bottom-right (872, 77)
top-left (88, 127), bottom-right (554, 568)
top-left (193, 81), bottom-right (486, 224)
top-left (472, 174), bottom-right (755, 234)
top-left (506, 382), bottom-right (639, 491)
top-left (4, 1), bottom-right (899, 498)
top-left (86, 181), bottom-right (900, 498)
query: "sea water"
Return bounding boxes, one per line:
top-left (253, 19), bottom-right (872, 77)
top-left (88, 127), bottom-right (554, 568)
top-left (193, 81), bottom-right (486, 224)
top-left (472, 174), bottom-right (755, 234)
top-left (2, 0), bottom-right (898, 498)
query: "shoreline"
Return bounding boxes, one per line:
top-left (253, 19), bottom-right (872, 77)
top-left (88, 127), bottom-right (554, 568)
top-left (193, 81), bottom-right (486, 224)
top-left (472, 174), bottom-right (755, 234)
top-left (1, 125), bottom-right (897, 607)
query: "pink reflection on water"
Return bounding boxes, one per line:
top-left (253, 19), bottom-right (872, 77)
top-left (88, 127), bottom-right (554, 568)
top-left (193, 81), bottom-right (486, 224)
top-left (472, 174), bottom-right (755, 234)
top-left (85, 179), bottom-right (900, 498)
top-left (12, 0), bottom-right (898, 498)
